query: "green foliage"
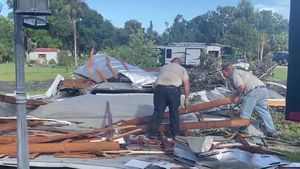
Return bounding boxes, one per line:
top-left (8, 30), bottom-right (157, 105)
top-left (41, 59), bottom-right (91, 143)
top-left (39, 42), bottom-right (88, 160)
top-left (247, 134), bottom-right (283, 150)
top-left (2, 0), bottom-right (289, 66)
top-left (0, 16), bottom-right (13, 62)
top-left (101, 29), bottom-right (159, 69)
top-left (249, 52), bottom-right (274, 79)
top-left (189, 53), bottom-right (223, 92)
top-left (57, 50), bottom-right (73, 67)
top-left (48, 59), bottom-right (57, 65)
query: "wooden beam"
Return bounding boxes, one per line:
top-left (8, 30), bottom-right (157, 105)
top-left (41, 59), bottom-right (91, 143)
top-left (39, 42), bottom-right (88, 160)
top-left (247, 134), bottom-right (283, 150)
top-left (0, 94), bottom-right (48, 108)
top-left (60, 79), bottom-right (94, 90)
top-left (137, 119), bottom-right (249, 132)
top-left (54, 152), bottom-right (97, 158)
top-left (105, 56), bottom-right (118, 78)
top-left (96, 68), bottom-right (108, 83)
top-left (28, 125), bottom-right (137, 144)
top-left (267, 99), bottom-right (285, 107)
top-left (0, 141), bottom-right (120, 154)
top-left (0, 120), bottom-right (43, 133)
top-left (87, 47), bottom-right (95, 79)
top-left (123, 97), bottom-right (233, 125)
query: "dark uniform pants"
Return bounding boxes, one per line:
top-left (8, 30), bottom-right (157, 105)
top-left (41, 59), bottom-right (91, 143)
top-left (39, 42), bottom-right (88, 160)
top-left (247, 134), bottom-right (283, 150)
top-left (148, 85), bottom-right (181, 137)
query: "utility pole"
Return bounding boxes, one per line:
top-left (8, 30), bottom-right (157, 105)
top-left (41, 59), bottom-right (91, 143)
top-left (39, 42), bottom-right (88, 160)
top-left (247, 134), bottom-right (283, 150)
top-left (73, 18), bottom-right (78, 67)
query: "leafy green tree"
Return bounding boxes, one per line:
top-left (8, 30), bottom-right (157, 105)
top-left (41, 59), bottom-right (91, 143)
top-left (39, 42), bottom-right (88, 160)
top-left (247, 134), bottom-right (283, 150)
top-left (57, 50), bottom-right (73, 72)
top-left (78, 8), bottom-right (117, 53)
top-left (101, 29), bottom-right (159, 68)
top-left (0, 15), bottom-right (13, 62)
top-left (117, 19), bottom-right (143, 45)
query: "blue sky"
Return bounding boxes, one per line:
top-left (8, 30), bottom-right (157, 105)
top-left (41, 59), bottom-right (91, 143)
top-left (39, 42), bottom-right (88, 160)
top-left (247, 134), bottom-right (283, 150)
top-left (0, 0), bottom-right (290, 33)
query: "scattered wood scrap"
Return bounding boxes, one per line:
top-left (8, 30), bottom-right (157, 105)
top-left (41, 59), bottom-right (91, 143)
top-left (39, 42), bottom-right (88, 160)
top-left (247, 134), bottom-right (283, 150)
top-left (267, 98), bottom-right (285, 107)
top-left (59, 79), bottom-right (95, 90)
top-left (0, 94), bottom-right (48, 108)
top-left (0, 96), bottom-right (281, 161)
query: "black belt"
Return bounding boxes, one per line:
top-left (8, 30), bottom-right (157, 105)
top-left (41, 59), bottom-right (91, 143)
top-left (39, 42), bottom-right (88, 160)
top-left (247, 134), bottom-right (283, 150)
top-left (245, 85), bottom-right (266, 96)
top-left (156, 85), bottom-right (179, 88)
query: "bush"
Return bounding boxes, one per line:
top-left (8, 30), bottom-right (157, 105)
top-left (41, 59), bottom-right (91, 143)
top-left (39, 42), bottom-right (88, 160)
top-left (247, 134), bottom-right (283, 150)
top-left (48, 59), bottom-right (57, 65)
top-left (28, 60), bottom-right (37, 64)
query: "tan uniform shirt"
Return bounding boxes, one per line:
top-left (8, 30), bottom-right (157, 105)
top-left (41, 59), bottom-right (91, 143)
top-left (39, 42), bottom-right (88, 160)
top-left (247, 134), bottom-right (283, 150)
top-left (230, 68), bottom-right (265, 94)
top-left (155, 63), bottom-right (189, 87)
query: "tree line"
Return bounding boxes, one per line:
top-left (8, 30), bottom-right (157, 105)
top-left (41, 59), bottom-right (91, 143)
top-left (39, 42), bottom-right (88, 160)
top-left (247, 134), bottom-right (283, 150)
top-left (0, 0), bottom-right (288, 68)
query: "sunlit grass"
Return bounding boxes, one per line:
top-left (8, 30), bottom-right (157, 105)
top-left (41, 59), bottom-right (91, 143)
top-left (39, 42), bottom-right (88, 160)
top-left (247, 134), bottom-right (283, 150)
top-left (267, 66), bottom-right (288, 83)
top-left (0, 63), bottom-right (75, 82)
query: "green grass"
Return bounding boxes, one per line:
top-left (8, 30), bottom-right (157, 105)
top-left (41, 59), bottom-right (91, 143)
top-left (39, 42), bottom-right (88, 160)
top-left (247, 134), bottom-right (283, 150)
top-left (271, 112), bottom-right (300, 162)
top-left (267, 66), bottom-right (288, 83)
top-left (0, 63), bottom-right (75, 82)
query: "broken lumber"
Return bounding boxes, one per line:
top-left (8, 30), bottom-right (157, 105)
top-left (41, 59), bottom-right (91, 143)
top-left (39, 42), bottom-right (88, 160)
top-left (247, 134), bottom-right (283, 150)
top-left (0, 141), bottom-right (120, 154)
top-left (28, 125), bottom-right (137, 144)
top-left (106, 56), bottom-right (118, 78)
top-left (267, 99), bottom-right (285, 107)
top-left (137, 119), bottom-right (249, 132)
top-left (54, 152), bottom-right (97, 158)
top-left (60, 79), bottom-right (95, 90)
top-left (0, 94), bottom-right (48, 108)
top-left (0, 120), bottom-right (43, 133)
top-left (124, 97), bottom-right (233, 125)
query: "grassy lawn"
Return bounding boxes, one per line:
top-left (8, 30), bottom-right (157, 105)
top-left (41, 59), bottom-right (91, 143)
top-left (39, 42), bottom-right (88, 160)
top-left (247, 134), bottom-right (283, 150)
top-left (267, 66), bottom-right (288, 83)
top-left (0, 63), bottom-right (75, 82)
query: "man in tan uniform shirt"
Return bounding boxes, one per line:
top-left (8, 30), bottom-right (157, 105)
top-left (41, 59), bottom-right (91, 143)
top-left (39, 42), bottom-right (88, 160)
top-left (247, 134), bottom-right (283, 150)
top-left (222, 64), bottom-right (277, 137)
top-left (148, 57), bottom-right (190, 139)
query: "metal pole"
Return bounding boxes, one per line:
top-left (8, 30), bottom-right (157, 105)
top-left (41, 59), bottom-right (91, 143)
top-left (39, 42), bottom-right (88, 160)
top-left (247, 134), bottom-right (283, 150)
top-left (14, 0), bottom-right (30, 168)
top-left (73, 19), bottom-right (78, 67)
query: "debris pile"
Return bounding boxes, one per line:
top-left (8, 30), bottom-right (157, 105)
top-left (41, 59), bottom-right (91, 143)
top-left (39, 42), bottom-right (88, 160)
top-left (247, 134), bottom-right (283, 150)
top-left (0, 54), bottom-right (294, 168)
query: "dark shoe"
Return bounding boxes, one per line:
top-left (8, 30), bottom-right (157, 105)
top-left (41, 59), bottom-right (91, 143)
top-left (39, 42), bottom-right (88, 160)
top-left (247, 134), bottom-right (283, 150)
top-left (266, 132), bottom-right (278, 138)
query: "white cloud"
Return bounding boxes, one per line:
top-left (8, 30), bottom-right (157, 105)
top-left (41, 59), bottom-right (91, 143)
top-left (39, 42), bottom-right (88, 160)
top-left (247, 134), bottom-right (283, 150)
top-left (255, 0), bottom-right (290, 19)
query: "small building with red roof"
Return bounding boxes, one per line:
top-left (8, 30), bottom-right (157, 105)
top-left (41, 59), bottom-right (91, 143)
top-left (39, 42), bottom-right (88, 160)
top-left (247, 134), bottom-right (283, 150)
top-left (28, 48), bottom-right (59, 64)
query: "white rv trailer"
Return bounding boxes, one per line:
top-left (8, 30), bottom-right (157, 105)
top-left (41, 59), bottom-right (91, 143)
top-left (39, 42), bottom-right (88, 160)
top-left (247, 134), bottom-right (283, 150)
top-left (156, 42), bottom-right (222, 66)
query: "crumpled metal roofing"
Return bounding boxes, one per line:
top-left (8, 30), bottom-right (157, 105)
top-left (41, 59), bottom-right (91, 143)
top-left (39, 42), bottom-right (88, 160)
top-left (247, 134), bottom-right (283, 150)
top-left (75, 54), bottom-right (157, 86)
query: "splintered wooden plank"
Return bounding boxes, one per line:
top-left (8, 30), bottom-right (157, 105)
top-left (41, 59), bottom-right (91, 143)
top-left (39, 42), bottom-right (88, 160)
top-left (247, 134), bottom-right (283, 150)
top-left (0, 120), bottom-right (43, 133)
top-left (137, 119), bottom-right (249, 132)
top-left (30, 153), bottom-right (40, 159)
top-left (0, 94), bottom-right (48, 108)
top-left (60, 79), bottom-right (95, 90)
top-left (29, 125), bottom-right (136, 144)
top-left (0, 136), bottom-right (45, 144)
top-left (0, 154), bottom-right (7, 158)
top-left (267, 99), bottom-right (285, 107)
top-left (87, 47), bottom-right (95, 79)
top-left (96, 68), bottom-right (108, 82)
top-left (54, 152), bottom-right (96, 158)
top-left (124, 97), bottom-right (233, 125)
top-left (0, 141), bottom-right (120, 154)
top-left (105, 56), bottom-right (118, 78)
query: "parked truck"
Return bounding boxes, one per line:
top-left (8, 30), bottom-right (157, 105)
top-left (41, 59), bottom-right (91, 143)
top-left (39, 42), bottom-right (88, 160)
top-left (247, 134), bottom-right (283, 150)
top-left (156, 42), bottom-right (223, 66)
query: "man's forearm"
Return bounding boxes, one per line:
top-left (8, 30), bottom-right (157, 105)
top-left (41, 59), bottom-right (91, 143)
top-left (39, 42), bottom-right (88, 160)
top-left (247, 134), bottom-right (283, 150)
top-left (183, 79), bottom-right (190, 99)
